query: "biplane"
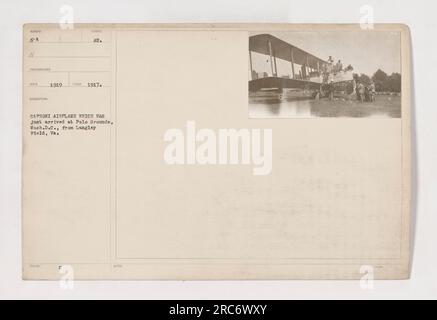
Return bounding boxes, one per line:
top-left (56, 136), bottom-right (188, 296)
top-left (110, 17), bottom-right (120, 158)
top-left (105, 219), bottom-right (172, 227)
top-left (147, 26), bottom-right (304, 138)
top-left (249, 34), bottom-right (353, 98)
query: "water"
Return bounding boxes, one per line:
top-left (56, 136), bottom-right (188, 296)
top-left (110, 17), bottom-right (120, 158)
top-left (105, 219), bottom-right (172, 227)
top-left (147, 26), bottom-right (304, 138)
top-left (249, 91), bottom-right (401, 119)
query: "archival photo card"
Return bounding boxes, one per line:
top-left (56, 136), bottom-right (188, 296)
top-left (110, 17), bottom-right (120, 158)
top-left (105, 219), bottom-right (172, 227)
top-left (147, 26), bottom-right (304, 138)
top-left (22, 24), bottom-right (411, 280)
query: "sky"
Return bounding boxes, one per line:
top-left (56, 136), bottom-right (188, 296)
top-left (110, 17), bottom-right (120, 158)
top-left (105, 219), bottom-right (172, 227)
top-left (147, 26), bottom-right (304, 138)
top-left (250, 31), bottom-right (401, 77)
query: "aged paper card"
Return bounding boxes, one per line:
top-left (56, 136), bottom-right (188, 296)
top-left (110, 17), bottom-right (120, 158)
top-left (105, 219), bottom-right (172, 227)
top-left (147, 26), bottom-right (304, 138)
top-left (22, 24), bottom-right (411, 280)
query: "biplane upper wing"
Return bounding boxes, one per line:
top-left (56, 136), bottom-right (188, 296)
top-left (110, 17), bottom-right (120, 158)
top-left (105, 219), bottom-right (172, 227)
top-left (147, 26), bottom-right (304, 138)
top-left (249, 34), bottom-right (327, 70)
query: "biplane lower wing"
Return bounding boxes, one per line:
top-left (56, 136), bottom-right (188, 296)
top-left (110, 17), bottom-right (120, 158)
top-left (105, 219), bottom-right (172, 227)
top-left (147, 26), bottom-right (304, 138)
top-left (249, 77), bottom-right (322, 92)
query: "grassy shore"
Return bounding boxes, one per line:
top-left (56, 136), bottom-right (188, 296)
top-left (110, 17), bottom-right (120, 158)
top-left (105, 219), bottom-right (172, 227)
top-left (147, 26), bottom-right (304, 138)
top-left (310, 95), bottom-right (401, 118)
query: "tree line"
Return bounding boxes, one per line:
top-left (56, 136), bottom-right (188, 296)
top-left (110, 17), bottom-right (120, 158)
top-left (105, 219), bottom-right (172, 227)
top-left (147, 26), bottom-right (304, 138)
top-left (353, 69), bottom-right (401, 93)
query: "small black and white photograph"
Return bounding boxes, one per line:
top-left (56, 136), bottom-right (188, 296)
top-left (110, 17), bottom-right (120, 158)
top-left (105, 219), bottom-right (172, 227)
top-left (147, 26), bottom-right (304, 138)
top-left (249, 31), bottom-right (402, 118)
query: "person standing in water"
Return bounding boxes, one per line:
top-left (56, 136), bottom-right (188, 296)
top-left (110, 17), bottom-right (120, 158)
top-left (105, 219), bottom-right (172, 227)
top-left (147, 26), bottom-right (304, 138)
top-left (328, 80), bottom-right (335, 100)
top-left (369, 81), bottom-right (376, 102)
top-left (357, 82), bottom-right (365, 103)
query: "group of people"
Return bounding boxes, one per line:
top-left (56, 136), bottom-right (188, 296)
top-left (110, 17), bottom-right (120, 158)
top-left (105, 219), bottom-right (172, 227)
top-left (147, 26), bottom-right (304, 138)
top-left (353, 79), bottom-right (376, 103)
top-left (326, 56), bottom-right (354, 74)
top-left (321, 56), bottom-right (354, 84)
top-left (324, 77), bottom-right (376, 103)
top-left (322, 55), bottom-right (376, 103)
top-left (321, 56), bottom-right (343, 79)
top-left (327, 56), bottom-right (343, 74)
